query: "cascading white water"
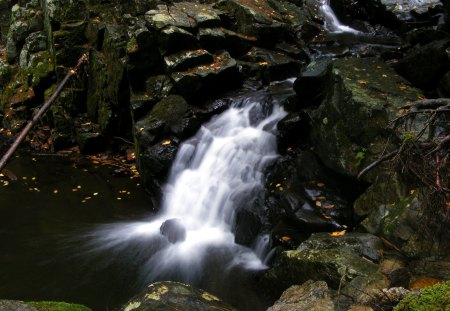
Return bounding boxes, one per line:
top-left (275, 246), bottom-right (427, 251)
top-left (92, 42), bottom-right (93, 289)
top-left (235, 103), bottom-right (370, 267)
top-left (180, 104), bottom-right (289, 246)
top-left (86, 89), bottom-right (287, 284)
top-left (320, 0), bottom-right (360, 34)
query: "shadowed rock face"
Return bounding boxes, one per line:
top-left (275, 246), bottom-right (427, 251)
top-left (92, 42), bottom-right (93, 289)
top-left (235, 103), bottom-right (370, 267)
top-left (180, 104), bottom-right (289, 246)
top-left (160, 218), bottom-right (186, 243)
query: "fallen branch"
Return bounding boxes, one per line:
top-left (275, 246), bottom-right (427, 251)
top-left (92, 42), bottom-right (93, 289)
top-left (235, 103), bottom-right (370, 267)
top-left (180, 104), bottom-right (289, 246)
top-left (0, 53), bottom-right (89, 174)
top-left (357, 149), bottom-right (399, 180)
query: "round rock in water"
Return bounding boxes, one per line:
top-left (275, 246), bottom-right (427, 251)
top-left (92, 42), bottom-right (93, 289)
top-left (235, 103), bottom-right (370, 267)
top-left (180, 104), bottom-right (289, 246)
top-left (160, 218), bottom-right (186, 243)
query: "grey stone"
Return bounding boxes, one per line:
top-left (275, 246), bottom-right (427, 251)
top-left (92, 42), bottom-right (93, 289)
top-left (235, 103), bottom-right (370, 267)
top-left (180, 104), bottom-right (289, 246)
top-left (267, 280), bottom-right (335, 311)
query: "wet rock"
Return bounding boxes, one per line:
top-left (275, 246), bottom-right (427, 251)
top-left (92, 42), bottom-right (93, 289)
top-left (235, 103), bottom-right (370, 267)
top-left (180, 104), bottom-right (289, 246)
top-left (239, 47), bottom-right (301, 82)
top-left (138, 137), bottom-right (179, 197)
top-left (145, 6), bottom-right (196, 31)
top-left (234, 208), bottom-right (263, 246)
top-left (310, 57), bottom-right (423, 181)
top-left (44, 0), bottom-right (88, 24)
top-left (171, 51), bottom-right (240, 99)
top-left (216, 0), bottom-right (290, 46)
top-left (6, 4), bottom-right (44, 62)
top-left (23, 50), bottom-right (54, 88)
top-left (53, 21), bottom-right (88, 67)
top-left (120, 281), bottom-right (237, 311)
top-left (298, 232), bottom-right (383, 262)
top-left (198, 27), bottom-right (255, 56)
top-left (160, 218), bottom-right (186, 243)
top-left (75, 119), bottom-right (105, 154)
top-left (265, 152), bottom-right (357, 242)
top-left (263, 247), bottom-right (378, 295)
top-left (126, 24), bottom-right (162, 88)
top-left (87, 24), bottom-right (129, 135)
top-left (135, 95), bottom-right (198, 144)
top-left (130, 75), bottom-right (174, 119)
top-left (164, 49), bottom-right (214, 72)
top-left (172, 2), bottom-right (222, 28)
top-left (267, 280), bottom-right (335, 311)
top-left (277, 111), bottom-right (310, 149)
top-left (293, 58), bottom-right (331, 108)
top-left (339, 272), bottom-right (390, 307)
top-left (394, 38), bottom-right (450, 91)
top-left (157, 26), bottom-right (198, 55)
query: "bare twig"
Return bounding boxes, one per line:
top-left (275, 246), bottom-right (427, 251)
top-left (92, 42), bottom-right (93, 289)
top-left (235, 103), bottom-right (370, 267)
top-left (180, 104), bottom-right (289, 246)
top-left (357, 149), bottom-right (399, 180)
top-left (0, 53), bottom-right (89, 173)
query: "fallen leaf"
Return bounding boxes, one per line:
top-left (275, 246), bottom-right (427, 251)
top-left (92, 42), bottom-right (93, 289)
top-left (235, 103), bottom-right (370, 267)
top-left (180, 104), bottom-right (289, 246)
top-left (330, 230), bottom-right (346, 237)
top-left (409, 277), bottom-right (442, 290)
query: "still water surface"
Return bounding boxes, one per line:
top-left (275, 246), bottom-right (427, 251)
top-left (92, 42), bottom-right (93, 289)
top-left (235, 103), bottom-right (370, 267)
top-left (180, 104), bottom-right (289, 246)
top-left (0, 155), bottom-right (154, 310)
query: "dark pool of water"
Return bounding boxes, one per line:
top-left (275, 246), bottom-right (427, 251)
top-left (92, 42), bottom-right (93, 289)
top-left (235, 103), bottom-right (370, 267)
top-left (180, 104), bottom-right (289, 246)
top-left (0, 155), bottom-right (271, 311)
top-left (0, 154), bottom-right (155, 310)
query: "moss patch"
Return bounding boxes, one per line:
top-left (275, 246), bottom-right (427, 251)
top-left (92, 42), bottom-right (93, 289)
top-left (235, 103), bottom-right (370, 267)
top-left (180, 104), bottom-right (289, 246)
top-left (27, 301), bottom-right (92, 311)
top-left (394, 281), bottom-right (450, 311)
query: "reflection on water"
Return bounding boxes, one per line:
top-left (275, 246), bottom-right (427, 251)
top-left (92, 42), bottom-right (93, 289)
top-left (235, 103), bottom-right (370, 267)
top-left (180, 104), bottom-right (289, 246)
top-left (0, 155), bottom-right (153, 310)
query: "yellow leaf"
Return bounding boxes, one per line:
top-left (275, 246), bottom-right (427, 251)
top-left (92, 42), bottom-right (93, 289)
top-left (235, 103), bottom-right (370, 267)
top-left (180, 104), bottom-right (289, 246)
top-left (281, 236), bottom-right (291, 241)
top-left (315, 201), bottom-right (322, 207)
top-left (162, 140), bottom-right (172, 146)
top-left (330, 230), bottom-right (346, 237)
top-left (358, 80), bottom-right (367, 86)
top-left (317, 182), bottom-right (325, 187)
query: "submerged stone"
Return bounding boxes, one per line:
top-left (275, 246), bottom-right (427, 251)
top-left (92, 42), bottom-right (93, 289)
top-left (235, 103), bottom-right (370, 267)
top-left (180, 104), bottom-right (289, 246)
top-left (160, 218), bottom-right (186, 243)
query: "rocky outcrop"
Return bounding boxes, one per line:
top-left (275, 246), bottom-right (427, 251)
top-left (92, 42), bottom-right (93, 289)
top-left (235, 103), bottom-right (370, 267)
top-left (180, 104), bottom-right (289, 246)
top-left (120, 281), bottom-right (237, 311)
top-left (263, 234), bottom-right (379, 295)
top-left (308, 57), bottom-right (423, 181)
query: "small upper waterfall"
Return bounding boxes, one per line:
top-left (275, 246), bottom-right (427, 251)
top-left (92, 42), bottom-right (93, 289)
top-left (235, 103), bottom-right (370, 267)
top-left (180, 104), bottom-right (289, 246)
top-left (320, 0), bottom-right (360, 34)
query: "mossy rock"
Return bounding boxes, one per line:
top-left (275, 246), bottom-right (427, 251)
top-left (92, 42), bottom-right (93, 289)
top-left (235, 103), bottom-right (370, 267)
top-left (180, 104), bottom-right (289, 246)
top-left (310, 57), bottom-right (423, 181)
top-left (120, 281), bottom-right (237, 311)
top-left (27, 301), bottom-right (92, 311)
top-left (393, 281), bottom-right (450, 311)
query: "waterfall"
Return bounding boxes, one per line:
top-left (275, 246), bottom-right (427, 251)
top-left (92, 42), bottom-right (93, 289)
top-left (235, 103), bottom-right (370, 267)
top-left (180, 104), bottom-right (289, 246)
top-left (86, 86), bottom-right (287, 286)
top-left (320, 0), bottom-right (360, 34)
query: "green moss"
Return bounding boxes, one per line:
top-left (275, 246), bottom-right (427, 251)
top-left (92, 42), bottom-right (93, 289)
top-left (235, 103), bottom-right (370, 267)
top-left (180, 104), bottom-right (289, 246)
top-left (394, 281), bottom-right (450, 311)
top-left (127, 36), bottom-right (138, 54)
top-left (27, 301), bottom-right (92, 311)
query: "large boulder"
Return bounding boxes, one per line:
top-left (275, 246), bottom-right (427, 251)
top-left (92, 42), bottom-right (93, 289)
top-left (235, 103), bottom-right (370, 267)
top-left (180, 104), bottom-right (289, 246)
top-left (263, 246), bottom-right (378, 295)
top-left (120, 281), bottom-right (237, 311)
top-left (267, 280), bottom-right (335, 311)
top-left (297, 232), bottom-right (383, 262)
top-left (309, 57), bottom-right (423, 181)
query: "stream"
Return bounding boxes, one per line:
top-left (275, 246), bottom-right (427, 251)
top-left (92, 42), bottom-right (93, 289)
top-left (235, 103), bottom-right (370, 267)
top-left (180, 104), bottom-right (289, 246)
top-left (0, 3), bottom-right (363, 311)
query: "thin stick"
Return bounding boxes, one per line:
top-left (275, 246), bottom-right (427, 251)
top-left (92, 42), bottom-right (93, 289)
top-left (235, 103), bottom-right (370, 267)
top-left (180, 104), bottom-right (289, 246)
top-left (357, 149), bottom-right (399, 180)
top-left (0, 53), bottom-right (88, 173)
